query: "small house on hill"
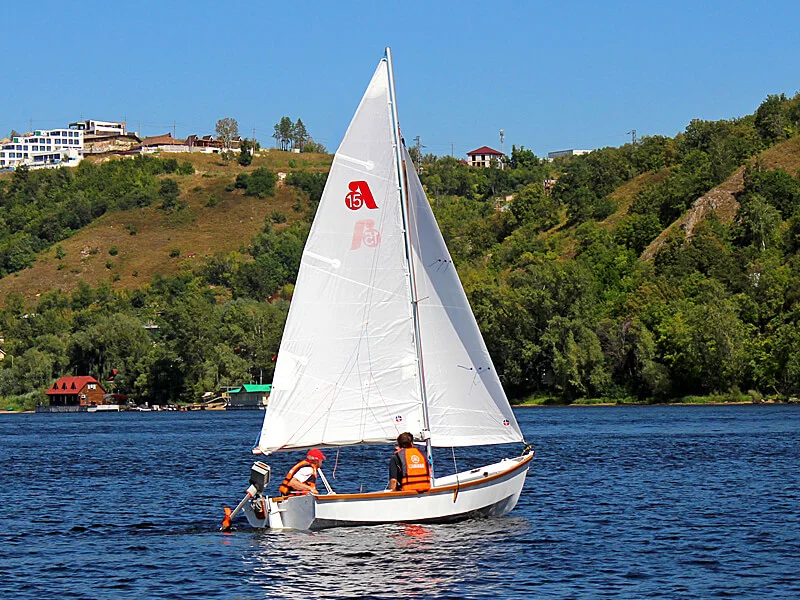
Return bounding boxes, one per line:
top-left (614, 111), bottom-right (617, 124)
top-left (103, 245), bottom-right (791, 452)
top-left (227, 384), bottom-right (271, 410)
top-left (186, 134), bottom-right (222, 152)
top-left (140, 132), bottom-right (189, 153)
top-left (466, 146), bottom-right (505, 169)
top-left (46, 376), bottom-right (106, 407)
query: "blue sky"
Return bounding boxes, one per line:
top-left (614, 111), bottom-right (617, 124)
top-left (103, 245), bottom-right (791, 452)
top-left (3, 1), bottom-right (799, 158)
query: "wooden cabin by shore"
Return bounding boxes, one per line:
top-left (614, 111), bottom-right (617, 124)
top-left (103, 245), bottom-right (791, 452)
top-left (45, 376), bottom-right (106, 407)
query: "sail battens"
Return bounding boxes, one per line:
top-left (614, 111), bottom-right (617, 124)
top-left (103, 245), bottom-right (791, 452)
top-left (302, 251), bottom-right (342, 269)
top-left (337, 153), bottom-right (375, 170)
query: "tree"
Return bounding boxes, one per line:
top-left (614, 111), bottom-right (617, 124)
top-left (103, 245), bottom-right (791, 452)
top-left (292, 119), bottom-right (308, 150)
top-left (506, 145), bottom-right (539, 169)
top-left (238, 138), bottom-right (254, 167)
top-left (273, 117), bottom-right (293, 151)
top-left (215, 118), bottom-right (239, 150)
top-left (302, 138), bottom-right (327, 153)
top-left (754, 94), bottom-right (791, 143)
top-left (242, 168), bottom-right (277, 198)
top-left (509, 183), bottom-right (559, 232)
top-left (736, 193), bottom-right (782, 251)
top-left (159, 178), bottom-right (182, 211)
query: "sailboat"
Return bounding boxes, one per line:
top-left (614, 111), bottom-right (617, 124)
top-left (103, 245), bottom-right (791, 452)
top-left (224, 48), bottom-right (533, 531)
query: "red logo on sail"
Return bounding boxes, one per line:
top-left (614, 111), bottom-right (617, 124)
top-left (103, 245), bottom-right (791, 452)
top-left (351, 220), bottom-right (381, 249)
top-left (345, 181), bottom-right (378, 210)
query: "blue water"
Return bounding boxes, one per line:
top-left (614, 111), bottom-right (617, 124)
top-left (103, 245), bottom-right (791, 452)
top-left (2, 405), bottom-right (799, 599)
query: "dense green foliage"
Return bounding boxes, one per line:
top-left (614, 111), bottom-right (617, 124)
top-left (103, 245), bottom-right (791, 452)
top-left (234, 168), bottom-right (277, 198)
top-left (0, 213), bottom-right (304, 405)
top-left (428, 93), bottom-right (800, 401)
top-left (2, 93), bottom-right (800, 407)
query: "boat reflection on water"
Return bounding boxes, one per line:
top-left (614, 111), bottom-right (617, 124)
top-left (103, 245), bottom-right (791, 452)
top-left (244, 517), bottom-right (531, 597)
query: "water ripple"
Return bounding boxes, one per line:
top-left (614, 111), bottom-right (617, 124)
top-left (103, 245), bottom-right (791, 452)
top-left (2, 405), bottom-right (800, 598)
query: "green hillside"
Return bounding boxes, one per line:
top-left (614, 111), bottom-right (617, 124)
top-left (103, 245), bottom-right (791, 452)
top-left (0, 150), bottom-right (330, 301)
top-left (2, 92), bottom-right (800, 410)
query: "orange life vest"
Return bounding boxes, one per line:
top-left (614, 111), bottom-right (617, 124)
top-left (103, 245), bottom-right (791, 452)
top-left (398, 447), bottom-right (431, 492)
top-left (278, 460), bottom-right (318, 496)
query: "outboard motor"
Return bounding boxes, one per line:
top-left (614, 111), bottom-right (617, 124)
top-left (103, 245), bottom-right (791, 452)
top-left (250, 461), bottom-right (271, 494)
top-left (220, 461), bottom-right (272, 530)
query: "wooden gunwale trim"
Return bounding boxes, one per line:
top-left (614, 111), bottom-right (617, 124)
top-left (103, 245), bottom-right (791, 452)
top-left (303, 453), bottom-right (533, 502)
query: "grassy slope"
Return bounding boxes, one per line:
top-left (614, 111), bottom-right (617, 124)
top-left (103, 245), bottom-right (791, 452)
top-left (641, 136), bottom-right (800, 260)
top-left (0, 150), bottom-right (331, 303)
top-left (543, 169), bottom-right (671, 260)
top-left (544, 137), bottom-right (800, 262)
top-left (2, 137), bottom-right (798, 304)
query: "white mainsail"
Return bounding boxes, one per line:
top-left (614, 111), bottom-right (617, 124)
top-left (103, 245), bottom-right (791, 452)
top-left (256, 59), bottom-right (424, 452)
top-left (255, 54), bottom-right (523, 454)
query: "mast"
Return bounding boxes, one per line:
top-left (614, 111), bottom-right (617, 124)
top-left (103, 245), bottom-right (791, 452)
top-left (385, 47), bottom-right (435, 478)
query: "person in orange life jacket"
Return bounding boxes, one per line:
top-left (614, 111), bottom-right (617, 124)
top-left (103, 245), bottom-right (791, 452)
top-left (388, 432), bottom-right (431, 492)
top-left (278, 448), bottom-right (326, 496)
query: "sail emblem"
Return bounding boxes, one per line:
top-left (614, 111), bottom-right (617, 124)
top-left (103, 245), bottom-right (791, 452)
top-left (395, 415), bottom-right (403, 422)
top-left (345, 181), bottom-right (378, 210)
top-left (503, 419), bottom-right (510, 427)
top-left (351, 220), bottom-right (381, 249)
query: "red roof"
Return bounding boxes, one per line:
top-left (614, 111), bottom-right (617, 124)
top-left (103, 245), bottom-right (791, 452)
top-left (46, 376), bottom-right (103, 395)
top-left (467, 146), bottom-right (504, 156)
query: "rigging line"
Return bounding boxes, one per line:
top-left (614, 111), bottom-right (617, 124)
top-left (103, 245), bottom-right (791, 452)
top-left (282, 298), bottom-right (413, 447)
top-left (270, 338), bottom-right (366, 450)
top-left (452, 446), bottom-right (460, 503)
top-left (299, 261), bottom-right (407, 299)
top-left (332, 449), bottom-right (340, 480)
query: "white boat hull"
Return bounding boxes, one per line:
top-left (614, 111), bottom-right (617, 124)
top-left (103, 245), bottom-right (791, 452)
top-left (243, 452), bottom-right (532, 531)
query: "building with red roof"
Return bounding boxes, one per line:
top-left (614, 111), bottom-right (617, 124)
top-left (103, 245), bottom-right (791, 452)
top-left (140, 132), bottom-right (189, 153)
top-left (466, 146), bottom-right (505, 168)
top-left (46, 376), bottom-right (106, 407)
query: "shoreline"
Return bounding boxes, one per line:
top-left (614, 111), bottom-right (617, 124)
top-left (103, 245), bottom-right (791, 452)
top-left (4, 400), bottom-right (798, 414)
top-left (511, 400), bottom-right (796, 408)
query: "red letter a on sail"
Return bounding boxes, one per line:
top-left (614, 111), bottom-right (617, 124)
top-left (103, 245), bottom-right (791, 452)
top-left (345, 181), bottom-right (378, 210)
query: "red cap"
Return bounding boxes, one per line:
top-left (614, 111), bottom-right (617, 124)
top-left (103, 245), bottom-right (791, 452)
top-left (306, 449), bottom-right (326, 461)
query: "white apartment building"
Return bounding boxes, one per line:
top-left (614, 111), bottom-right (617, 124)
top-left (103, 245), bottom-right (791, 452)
top-left (69, 119), bottom-right (127, 136)
top-left (547, 149), bottom-right (591, 160)
top-left (0, 128), bottom-right (84, 170)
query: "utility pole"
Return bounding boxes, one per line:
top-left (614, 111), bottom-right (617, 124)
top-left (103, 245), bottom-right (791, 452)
top-left (413, 135), bottom-right (422, 172)
top-left (627, 129), bottom-right (637, 145)
top-left (451, 143), bottom-right (454, 157)
top-left (173, 121), bottom-right (177, 137)
top-left (500, 129), bottom-right (505, 155)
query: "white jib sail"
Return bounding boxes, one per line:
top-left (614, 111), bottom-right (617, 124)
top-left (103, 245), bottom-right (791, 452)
top-left (256, 59), bottom-right (425, 453)
top-left (404, 148), bottom-right (524, 447)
